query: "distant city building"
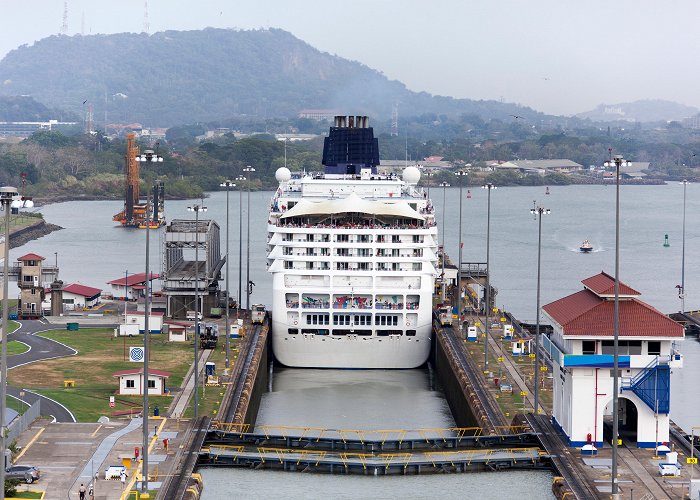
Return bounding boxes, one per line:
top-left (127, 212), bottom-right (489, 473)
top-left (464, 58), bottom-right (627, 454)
top-left (275, 133), bottom-right (319, 142)
top-left (298, 109), bottom-right (338, 121)
top-left (0, 120), bottom-right (78, 139)
top-left (494, 159), bottom-right (583, 175)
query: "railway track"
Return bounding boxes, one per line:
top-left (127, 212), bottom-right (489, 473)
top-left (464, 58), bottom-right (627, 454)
top-left (435, 318), bottom-right (507, 429)
top-left (525, 413), bottom-right (599, 500)
top-left (223, 323), bottom-right (262, 422)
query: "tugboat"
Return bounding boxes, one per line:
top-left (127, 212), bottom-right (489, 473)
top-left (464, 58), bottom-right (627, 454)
top-left (580, 240), bottom-right (593, 253)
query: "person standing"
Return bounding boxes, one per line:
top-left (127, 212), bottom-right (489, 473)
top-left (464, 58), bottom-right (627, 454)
top-left (120, 469), bottom-right (128, 488)
top-left (78, 483), bottom-right (86, 500)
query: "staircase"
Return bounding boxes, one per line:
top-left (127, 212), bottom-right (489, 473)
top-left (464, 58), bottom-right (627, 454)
top-left (621, 357), bottom-right (670, 413)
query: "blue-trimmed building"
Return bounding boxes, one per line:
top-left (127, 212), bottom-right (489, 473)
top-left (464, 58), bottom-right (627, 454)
top-left (542, 272), bottom-right (684, 448)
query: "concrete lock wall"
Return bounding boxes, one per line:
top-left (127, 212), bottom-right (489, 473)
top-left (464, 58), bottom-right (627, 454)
top-left (432, 332), bottom-right (479, 429)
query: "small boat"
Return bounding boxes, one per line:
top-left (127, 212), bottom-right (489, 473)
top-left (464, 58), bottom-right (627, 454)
top-left (580, 240), bottom-right (593, 253)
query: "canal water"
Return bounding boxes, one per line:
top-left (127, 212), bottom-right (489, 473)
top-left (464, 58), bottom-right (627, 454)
top-left (8, 184), bottom-right (700, 498)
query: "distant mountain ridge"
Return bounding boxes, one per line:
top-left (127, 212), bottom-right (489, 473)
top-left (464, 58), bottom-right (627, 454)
top-left (576, 99), bottom-right (698, 122)
top-left (0, 28), bottom-right (545, 127)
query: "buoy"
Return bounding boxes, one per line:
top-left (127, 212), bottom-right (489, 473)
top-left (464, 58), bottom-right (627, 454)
top-left (467, 190), bottom-right (472, 199)
top-left (663, 234), bottom-right (670, 247)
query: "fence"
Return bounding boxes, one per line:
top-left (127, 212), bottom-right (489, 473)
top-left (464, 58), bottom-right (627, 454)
top-left (7, 399), bottom-right (41, 443)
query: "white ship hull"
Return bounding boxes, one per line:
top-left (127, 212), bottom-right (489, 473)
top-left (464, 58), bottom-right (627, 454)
top-left (271, 320), bottom-right (432, 368)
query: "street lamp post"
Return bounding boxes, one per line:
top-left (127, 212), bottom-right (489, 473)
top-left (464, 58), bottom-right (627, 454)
top-left (219, 180), bottom-right (236, 372)
top-left (530, 203), bottom-right (550, 416)
top-left (680, 180), bottom-right (688, 313)
top-left (482, 183), bottom-right (496, 368)
top-left (439, 182), bottom-right (450, 301)
top-left (455, 172), bottom-right (468, 317)
top-left (187, 203), bottom-right (207, 419)
top-left (603, 153), bottom-right (631, 500)
top-left (236, 175), bottom-right (246, 315)
top-left (135, 150), bottom-right (163, 494)
top-left (0, 186), bottom-right (33, 490)
top-left (243, 166), bottom-right (255, 312)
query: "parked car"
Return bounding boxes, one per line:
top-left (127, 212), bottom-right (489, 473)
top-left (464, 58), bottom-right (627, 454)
top-left (6, 465), bottom-right (40, 484)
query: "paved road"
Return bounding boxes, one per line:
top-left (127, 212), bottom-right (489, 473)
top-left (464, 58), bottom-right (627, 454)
top-left (8, 320), bottom-right (78, 422)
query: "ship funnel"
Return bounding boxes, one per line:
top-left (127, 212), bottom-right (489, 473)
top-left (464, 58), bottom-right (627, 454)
top-left (348, 116), bottom-right (355, 128)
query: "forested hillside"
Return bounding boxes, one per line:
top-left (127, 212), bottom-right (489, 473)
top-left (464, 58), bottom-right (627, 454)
top-left (0, 28), bottom-right (543, 127)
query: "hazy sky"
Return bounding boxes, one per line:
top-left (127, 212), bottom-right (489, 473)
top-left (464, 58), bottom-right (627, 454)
top-left (2, 0), bottom-right (699, 116)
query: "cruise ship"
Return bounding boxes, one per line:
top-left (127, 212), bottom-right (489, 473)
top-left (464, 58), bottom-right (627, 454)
top-left (267, 115), bottom-right (438, 368)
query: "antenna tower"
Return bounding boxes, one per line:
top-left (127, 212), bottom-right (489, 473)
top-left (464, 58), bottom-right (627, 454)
top-left (143, 1), bottom-right (150, 34)
top-left (391, 101), bottom-right (399, 136)
top-left (85, 103), bottom-right (94, 135)
top-left (60, 1), bottom-right (68, 35)
top-left (81, 12), bottom-right (85, 36)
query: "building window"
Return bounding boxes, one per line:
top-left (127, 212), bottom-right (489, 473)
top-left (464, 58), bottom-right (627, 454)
top-left (601, 340), bottom-right (642, 355)
top-left (647, 341), bottom-right (661, 355)
top-left (147, 380), bottom-right (156, 389)
top-left (581, 340), bottom-right (596, 355)
top-left (126, 379), bottom-right (135, 388)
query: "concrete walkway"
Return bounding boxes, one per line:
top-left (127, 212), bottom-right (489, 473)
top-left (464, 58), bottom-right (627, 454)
top-left (76, 417), bottom-right (142, 483)
top-left (169, 349), bottom-right (212, 418)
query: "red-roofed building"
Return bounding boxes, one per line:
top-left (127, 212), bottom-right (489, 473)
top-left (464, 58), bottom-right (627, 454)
top-left (542, 272), bottom-right (683, 449)
top-left (112, 367), bottom-right (171, 396)
top-left (107, 272), bottom-right (159, 301)
top-left (62, 283), bottom-right (102, 310)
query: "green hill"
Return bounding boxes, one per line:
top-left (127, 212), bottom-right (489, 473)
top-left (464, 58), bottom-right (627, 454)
top-left (0, 28), bottom-right (544, 127)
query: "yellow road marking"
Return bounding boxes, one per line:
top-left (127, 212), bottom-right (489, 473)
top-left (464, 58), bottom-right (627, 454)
top-left (91, 425), bottom-right (103, 438)
top-left (15, 427), bottom-right (45, 461)
top-left (120, 418), bottom-right (169, 500)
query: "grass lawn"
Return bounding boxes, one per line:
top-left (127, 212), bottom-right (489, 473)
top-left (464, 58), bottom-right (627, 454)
top-left (7, 491), bottom-right (44, 499)
top-left (7, 340), bottom-right (29, 356)
top-left (8, 329), bottom-right (194, 422)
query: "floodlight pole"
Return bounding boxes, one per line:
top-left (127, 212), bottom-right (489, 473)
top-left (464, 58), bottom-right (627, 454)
top-left (243, 166), bottom-right (255, 312)
top-left (220, 180), bottom-right (236, 371)
top-left (187, 203), bottom-right (207, 419)
top-left (482, 183), bottom-right (496, 368)
top-left (236, 175), bottom-right (245, 317)
top-left (455, 172), bottom-right (467, 316)
top-left (604, 153), bottom-right (630, 500)
top-left (680, 180), bottom-right (688, 313)
top-left (530, 204), bottom-right (550, 415)
top-left (439, 182), bottom-right (450, 301)
top-left (135, 150), bottom-right (163, 494)
top-left (0, 186), bottom-right (18, 491)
